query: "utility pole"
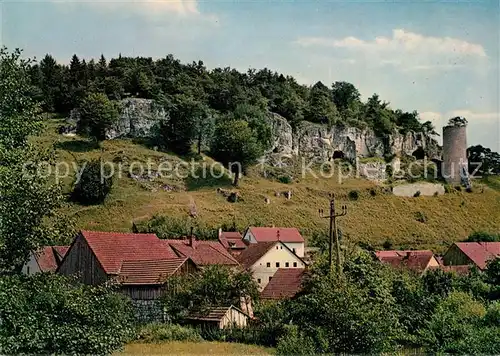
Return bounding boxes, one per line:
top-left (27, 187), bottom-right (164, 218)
top-left (319, 193), bottom-right (348, 276)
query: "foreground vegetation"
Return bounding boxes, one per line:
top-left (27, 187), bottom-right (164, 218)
top-left (120, 341), bottom-right (272, 355)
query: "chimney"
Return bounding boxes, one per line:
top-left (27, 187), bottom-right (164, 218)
top-left (189, 227), bottom-right (196, 248)
top-left (277, 229), bottom-right (280, 241)
top-left (218, 228), bottom-right (222, 238)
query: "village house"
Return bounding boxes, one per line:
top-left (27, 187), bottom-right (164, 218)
top-left (442, 242), bottom-right (500, 270)
top-left (236, 240), bottom-right (306, 290)
top-left (22, 246), bottom-right (69, 275)
top-left (375, 250), bottom-right (440, 275)
top-left (164, 236), bottom-right (240, 268)
top-left (261, 268), bottom-right (306, 300)
top-left (243, 227), bottom-right (305, 258)
top-left (218, 230), bottom-right (246, 255)
top-left (185, 305), bottom-right (251, 329)
top-left (57, 230), bottom-right (199, 322)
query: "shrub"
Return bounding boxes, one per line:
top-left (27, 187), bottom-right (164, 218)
top-left (467, 231), bottom-right (500, 242)
top-left (348, 190), bottom-right (359, 201)
top-left (278, 175), bottom-right (292, 184)
top-left (382, 240), bottom-right (393, 250)
top-left (136, 323), bottom-right (202, 343)
top-left (276, 325), bottom-right (317, 356)
top-left (466, 186), bottom-right (473, 193)
top-left (414, 211), bottom-right (427, 223)
top-left (71, 159), bottom-right (113, 205)
top-left (0, 273), bottom-right (134, 355)
top-left (454, 185), bottom-right (462, 192)
top-left (369, 188), bottom-right (377, 197)
top-left (413, 190), bottom-right (421, 197)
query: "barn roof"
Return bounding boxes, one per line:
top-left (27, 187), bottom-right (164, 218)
top-left (119, 257), bottom-right (192, 285)
top-left (79, 230), bottom-right (178, 275)
top-left (375, 250), bottom-right (436, 273)
top-left (247, 227), bottom-right (305, 243)
top-left (261, 268), bottom-right (306, 300)
top-left (452, 242), bottom-right (500, 270)
top-left (164, 238), bottom-right (240, 267)
top-left (35, 246), bottom-right (70, 272)
top-left (187, 305), bottom-right (249, 322)
top-left (236, 241), bottom-right (277, 268)
top-left (218, 232), bottom-right (246, 250)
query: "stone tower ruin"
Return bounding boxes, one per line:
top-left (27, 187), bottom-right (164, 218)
top-left (442, 118), bottom-right (470, 187)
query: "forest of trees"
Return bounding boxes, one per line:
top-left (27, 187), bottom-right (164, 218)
top-left (29, 53), bottom-right (434, 142)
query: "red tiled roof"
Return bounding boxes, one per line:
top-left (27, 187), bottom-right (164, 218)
top-left (261, 268), bottom-right (305, 300)
top-left (220, 231), bottom-right (243, 240)
top-left (34, 246), bottom-right (70, 272)
top-left (453, 242), bottom-right (500, 270)
top-left (236, 241), bottom-right (277, 269)
top-left (35, 247), bottom-right (59, 272)
top-left (119, 258), bottom-right (190, 285)
top-left (376, 250), bottom-right (436, 273)
top-left (80, 230), bottom-right (178, 275)
top-left (164, 239), bottom-right (239, 267)
top-left (219, 234), bottom-right (247, 250)
top-left (248, 227), bottom-right (304, 243)
top-left (53, 246), bottom-right (69, 261)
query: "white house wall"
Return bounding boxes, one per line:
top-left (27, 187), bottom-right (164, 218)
top-left (250, 242), bottom-right (305, 290)
top-left (21, 252), bottom-right (41, 275)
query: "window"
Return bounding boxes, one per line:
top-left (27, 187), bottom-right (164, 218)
top-left (280, 246), bottom-right (283, 249)
top-left (293, 262), bottom-right (297, 267)
top-left (27, 266), bottom-right (30, 275)
top-left (266, 262), bottom-right (271, 267)
top-left (276, 246), bottom-right (279, 249)
top-left (293, 248), bottom-right (296, 253)
top-left (269, 276), bottom-right (272, 281)
top-left (285, 262), bottom-right (289, 267)
top-left (276, 262), bottom-right (280, 267)
top-left (257, 278), bottom-right (261, 284)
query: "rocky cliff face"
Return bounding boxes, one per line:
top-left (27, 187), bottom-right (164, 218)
top-left (266, 112), bottom-right (440, 163)
top-left (70, 100), bottom-right (439, 163)
top-left (70, 98), bottom-right (166, 139)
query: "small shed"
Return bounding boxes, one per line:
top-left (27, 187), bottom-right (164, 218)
top-left (186, 305), bottom-right (250, 329)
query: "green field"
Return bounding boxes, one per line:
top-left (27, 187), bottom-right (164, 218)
top-left (118, 341), bottom-right (272, 355)
top-left (39, 118), bottom-right (500, 252)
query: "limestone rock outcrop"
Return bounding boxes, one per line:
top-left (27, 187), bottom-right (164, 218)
top-left (266, 112), bottom-right (440, 163)
top-left (70, 98), bottom-right (166, 139)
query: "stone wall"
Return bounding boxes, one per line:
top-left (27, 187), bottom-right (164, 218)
top-left (132, 299), bottom-right (165, 323)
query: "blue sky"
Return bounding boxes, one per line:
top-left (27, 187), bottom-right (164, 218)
top-left (2, 0), bottom-right (499, 150)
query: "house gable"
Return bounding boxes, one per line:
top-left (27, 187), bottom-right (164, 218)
top-left (243, 229), bottom-right (257, 244)
top-left (57, 233), bottom-right (108, 285)
top-left (252, 241), bottom-right (306, 269)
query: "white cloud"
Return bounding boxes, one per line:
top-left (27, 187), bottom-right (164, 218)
top-left (42, 0), bottom-right (218, 23)
top-left (295, 29), bottom-right (488, 70)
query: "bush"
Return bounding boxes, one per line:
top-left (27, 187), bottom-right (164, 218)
top-left (348, 190), bottom-right (359, 201)
top-left (467, 231), bottom-right (500, 242)
top-left (278, 175), bottom-right (292, 184)
top-left (413, 190), bottom-right (421, 197)
top-left (369, 188), bottom-right (377, 197)
top-left (454, 185), bottom-right (462, 192)
top-left (136, 323), bottom-right (202, 343)
top-left (276, 325), bottom-right (317, 355)
top-left (414, 211), bottom-right (427, 223)
top-left (0, 273), bottom-right (134, 355)
top-left (71, 159), bottom-right (113, 205)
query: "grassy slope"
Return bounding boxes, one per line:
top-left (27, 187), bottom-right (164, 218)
top-left (38, 118), bottom-right (500, 253)
top-left (119, 341), bottom-right (272, 355)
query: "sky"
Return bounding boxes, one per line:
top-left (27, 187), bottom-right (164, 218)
top-left (1, 0), bottom-right (499, 150)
